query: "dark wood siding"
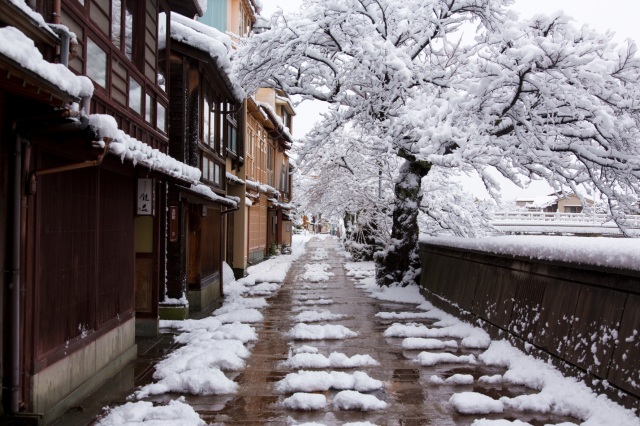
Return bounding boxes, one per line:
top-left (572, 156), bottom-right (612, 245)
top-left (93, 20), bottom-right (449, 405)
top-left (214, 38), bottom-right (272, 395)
top-left (35, 153), bottom-right (134, 365)
top-left (144, 1), bottom-right (158, 82)
top-left (96, 169), bottom-right (134, 326)
top-left (89, 0), bottom-right (110, 35)
top-left (201, 207), bottom-right (221, 278)
top-left (37, 156), bottom-right (98, 358)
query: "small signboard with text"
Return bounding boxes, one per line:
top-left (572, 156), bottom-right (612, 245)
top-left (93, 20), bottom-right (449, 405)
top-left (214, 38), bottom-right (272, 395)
top-left (137, 178), bottom-right (154, 216)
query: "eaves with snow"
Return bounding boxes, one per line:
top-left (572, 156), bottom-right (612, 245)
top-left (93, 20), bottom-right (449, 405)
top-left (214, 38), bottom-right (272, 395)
top-left (159, 12), bottom-right (245, 102)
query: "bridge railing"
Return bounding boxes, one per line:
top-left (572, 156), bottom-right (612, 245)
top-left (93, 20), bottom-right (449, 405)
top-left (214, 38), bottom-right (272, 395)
top-left (492, 211), bottom-right (640, 228)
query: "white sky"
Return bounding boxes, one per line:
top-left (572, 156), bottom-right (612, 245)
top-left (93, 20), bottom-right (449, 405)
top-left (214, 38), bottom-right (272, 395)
top-left (259, 0), bottom-right (640, 200)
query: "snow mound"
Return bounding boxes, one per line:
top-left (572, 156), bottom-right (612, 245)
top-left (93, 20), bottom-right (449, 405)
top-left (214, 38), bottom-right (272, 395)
top-left (293, 310), bottom-right (346, 322)
top-left (479, 340), bottom-right (640, 425)
top-left (333, 390), bottom-right (388, 411)
top-left (281, 392), bottom-right (327, 411)
top-left (300, 262), bottom-right (335, 282)
top-left (214, 308), bottom-right (264, 323)
top-left (288, 323), bottom-right (358, 340)
top-left (446, 374), bottom-right (475, 385)
top-left (402, 337), bottom-right (458, 350)
top-left (416, 352), bottom-right (476, 366)
top-left (96, 398), bottom-right (205, 425)
top-left (376, 311), bottom-right (439, 320)
top-left (134, 368), bottom-right (238, 398)
top-left (449, 392), bottom-right (504, 414)
top-left (283, 352), bottom-right (379, 369)
top-left (294, 345), bottom-right (319, 354)
top-left (276, 371), bottom-right (383, 393)
top-left (152, 339), bottom-right (249, 379)
top-left (385, 322), bottom-right (490, 348)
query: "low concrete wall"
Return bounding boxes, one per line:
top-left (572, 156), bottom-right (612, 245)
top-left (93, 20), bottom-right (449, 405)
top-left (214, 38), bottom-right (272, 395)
top-left (419, 242), bottom-right (640, 410)
top-left (31, 318), bottom-right (137, 423)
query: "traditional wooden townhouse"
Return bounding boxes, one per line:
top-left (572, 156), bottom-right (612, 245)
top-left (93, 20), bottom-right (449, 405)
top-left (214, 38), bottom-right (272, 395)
top-left (198, 0), bottom-right (257, 278)
top-left (0, 0), bottom-right (210, 422)
top-left (253, 88), bottom-right (295, 253)
top-left (160, 12), bottom-right (243, 317)
top-left (199, 0), bottom-right (296, 277)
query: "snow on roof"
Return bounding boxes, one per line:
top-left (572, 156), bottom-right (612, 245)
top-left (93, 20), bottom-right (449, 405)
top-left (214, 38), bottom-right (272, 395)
top-left (420, 235), bottom-right (640, 272)
top-left (189, 183), bottom-right (238, 207)
top-left (529, 195), bottom-right (557, 208)
top-left (159, 13), bottom-right (244, 102)
top-left (226, 172), bottom-right (245, 185)
top-left (275, 94), bottom-right (295, 114)
top-left (0, 26), bottom-right (94, 99)
top-left (245, 179), bottom-right (280, 197)
top-left (88, 114), bottom-right (202, 183)
top-left (8, 0), bottom-right (57, 38)
top-left (256, 100), bottom-right (293, 143)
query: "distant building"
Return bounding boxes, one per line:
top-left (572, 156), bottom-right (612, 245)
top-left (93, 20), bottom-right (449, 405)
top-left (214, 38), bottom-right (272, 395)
top-left (515, 193), bottom-right (594, 213)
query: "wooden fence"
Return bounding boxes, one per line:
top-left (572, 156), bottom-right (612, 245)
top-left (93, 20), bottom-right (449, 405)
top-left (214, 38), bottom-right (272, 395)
top-left (419, 242), bottom-right (640, 411)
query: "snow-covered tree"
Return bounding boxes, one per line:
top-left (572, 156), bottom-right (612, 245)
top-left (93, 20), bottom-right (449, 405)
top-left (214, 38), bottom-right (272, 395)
top-left (236, 0), bottom-right (640, 287)
top-left (294, 126), bottom-right (398, 259)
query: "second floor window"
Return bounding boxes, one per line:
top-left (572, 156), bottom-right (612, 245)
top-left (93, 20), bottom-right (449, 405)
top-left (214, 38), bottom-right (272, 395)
top-left (227, 108), bottom-right (238, 154)
top-left (129, 77), bottom-right (142, 114)
top-left (86, 38), bottom-right (107, 88)
top-left (111, 0), bottom-right (141, 65)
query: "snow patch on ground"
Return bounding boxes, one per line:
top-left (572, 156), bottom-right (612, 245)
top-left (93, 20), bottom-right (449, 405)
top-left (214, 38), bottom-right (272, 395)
top-left (281, 392), bottom-right (327, 411)
top-left (478, 340), bottom-right (640, 425)
top-left (402, 337), bottom-right (458, 350)
top-left (333, 390), bottom-right (388, 411)
top-left (283, 352), bottom-right (379, 369)
top-left (134, 368), bottom-right (238, 398)
top-left (276, 371), bottom-right (383, 393)
top-left (288, 323), bottom-right (358, 340)
top-left (293, 310), bottom-right (346, 322)
top-left (376, 311), bottom-right (440, 320)
top-left (416, 352), bottom-right (477, 366)
top-left (385, 322), bottom-right (491, 348)
top-left (96, 398), bottom-right (205, 425)
top-left (300, 263), bottom-right (335, 282)
top-left (449, 392), bottom-right (504, 414)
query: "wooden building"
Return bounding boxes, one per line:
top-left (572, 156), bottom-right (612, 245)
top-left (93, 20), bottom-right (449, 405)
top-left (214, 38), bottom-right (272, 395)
top-left (161, 13), bottom-right (242, 316)
top-left (0, 0), bottom-right (205, 421)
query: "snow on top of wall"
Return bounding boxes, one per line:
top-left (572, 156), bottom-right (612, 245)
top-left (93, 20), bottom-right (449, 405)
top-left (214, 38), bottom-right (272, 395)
top-left (88, 114), bottom-right (202, 183)
top-left (0, 26), bottom-right (94, 99)
top-left (8, 0), bottom-right (57, 37)
top-left (159, 13), bottom-right (244, 101)
top-left (421, 235), bottom-right (640, 271)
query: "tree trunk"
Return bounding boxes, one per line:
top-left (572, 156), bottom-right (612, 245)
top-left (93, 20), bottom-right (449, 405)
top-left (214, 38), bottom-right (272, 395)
top-left (375, 159), bottom-right (430, 286)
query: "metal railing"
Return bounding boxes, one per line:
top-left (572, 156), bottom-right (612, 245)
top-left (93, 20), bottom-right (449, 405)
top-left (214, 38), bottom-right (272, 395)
top-left (492, 211), bottom-right (640, 228)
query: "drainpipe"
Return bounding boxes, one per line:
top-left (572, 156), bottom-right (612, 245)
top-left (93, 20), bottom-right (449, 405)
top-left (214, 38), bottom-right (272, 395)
top-left (29, 141), bottom-right (110, 195)
top-left (48, 24), bottom-right (70, 67)
top-left (51, 0), bottom-right (61, 25)
top-left (11, 133), bottom-right (22, 414)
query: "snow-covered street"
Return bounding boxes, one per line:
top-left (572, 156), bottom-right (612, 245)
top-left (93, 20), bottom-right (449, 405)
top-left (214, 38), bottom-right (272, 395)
top-left (94, 235), bottom-right (639, 425)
